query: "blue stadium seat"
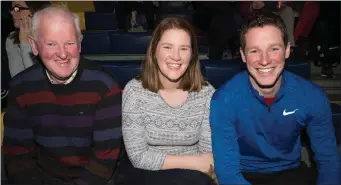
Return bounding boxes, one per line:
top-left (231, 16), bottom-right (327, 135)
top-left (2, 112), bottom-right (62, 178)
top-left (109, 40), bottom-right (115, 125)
top-left (81, 32), bottom-right (111, 54)
top-left (285, 60), bottom-right (311, 80)
top-left (200, 59), bottom-right (245, 89)
top-left (96, 60), bottom-right (142, 89)
top-left (109, 32), bottom-right (152, 54)
top-left (331, 103), bottom-right (341, 144)
top-left (85, 12), bottom-right (118, 31)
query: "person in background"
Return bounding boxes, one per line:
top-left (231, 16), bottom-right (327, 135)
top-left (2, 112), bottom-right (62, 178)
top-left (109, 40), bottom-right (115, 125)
top-left (3, 5), bottom-right (122, 185)
top-left (311, 1), bottom-right (340, 78)
top-left (210, 12), bottom-right (340, 185)
top-left (6, 1), bottom-right (51, 78)
top-left (293, 2), bottom-right (320, 44)
top-left (116, 2), bottom-right (156, 31)
top-left (120, 17), bottom-right (216, 185)
top-left (240, 1), bottom-right (296, 47)
top-left (202, 2), bottom-right (242, 60)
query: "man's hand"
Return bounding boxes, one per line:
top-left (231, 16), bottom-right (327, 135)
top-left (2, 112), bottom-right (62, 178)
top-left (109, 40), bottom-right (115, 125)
top-left (130, 11), bottom-right (138, 27)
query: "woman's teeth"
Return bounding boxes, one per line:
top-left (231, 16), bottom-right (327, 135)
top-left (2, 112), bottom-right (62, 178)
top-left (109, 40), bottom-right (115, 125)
top-left (167, 63), bottom-right (181, 69)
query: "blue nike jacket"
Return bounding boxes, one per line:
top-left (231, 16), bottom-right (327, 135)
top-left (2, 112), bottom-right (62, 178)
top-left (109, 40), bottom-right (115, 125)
top-left (210, 70), bottom-right (340, 185)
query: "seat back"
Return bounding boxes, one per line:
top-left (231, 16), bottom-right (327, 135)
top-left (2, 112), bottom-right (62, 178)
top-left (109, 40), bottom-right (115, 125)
top-left (96, 60), bottom-right (143, 89)
top-left (81, 31), bottom-right (111, 54)
top-left (200, 59), bottom-right (245, 89)
top-left (285, 60), bottom-right (311, 80)
top-left (109, 32), bottom-right (152, 54)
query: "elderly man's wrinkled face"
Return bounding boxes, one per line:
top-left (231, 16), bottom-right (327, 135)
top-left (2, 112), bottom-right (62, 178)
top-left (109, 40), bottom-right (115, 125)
top-left (30, 13), bottom-right (81, 84)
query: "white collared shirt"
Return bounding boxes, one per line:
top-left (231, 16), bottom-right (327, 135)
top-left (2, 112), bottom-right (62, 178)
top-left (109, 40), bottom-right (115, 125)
top-left (46, 70), bottom-right (78, 85)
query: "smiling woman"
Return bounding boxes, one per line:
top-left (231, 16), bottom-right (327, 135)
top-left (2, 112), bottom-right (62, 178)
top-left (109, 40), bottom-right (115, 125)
top-left (120, 17), bottom-right (217, 185)
top-left (6, 1), bottom-right (51, 78)
top-left (139, 17), bottom-right (205, 93)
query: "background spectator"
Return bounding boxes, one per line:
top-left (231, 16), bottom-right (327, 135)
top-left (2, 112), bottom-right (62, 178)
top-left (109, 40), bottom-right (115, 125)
top-left (6, 1), bottom-right (51, 78)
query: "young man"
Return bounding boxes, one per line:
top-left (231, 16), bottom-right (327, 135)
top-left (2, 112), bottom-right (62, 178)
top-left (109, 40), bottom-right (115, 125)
top-left (210, 12), bottom-right (340, 185)
top-left (3, 5), bottom-right (122, 185)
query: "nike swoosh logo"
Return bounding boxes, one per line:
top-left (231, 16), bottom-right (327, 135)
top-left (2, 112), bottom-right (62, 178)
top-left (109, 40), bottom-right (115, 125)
top-left (283, 109), bottom-right (298, 116)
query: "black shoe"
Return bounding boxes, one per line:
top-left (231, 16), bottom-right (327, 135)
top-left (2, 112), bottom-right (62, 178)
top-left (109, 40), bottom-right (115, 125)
top-left (321, 67), bottom-right (336, 78)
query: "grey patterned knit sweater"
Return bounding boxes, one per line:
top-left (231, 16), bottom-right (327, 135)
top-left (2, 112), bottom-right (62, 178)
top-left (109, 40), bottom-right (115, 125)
top-left (122, 79), bottom-right (215, 171)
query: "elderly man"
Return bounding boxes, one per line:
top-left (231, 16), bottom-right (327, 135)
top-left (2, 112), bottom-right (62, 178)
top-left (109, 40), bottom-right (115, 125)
top-left (3, 5), bottom-right (122, 185)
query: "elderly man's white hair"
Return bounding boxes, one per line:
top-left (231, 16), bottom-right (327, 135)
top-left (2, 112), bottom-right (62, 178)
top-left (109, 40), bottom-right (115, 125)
top-left (31, 4), bottom-right (83, 41)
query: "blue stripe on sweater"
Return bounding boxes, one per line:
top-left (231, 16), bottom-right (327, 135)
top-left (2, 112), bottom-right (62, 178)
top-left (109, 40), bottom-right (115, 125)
top-left (5, 127), bottom-right (34, 139)
top-left (36, 136), bottom-right (91, 147)
top-left (94, 128), bottom-right (121, 141)
top-left (10, 67), bottom-right (44, 87)
top-left (95, 104), bottom-right (121, 120)
top-left (81, 69), bottom-right (115, 89)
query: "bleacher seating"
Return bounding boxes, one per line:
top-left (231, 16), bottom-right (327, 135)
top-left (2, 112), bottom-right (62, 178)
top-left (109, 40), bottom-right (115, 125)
top-left (81, 31), bottom-right (209, 55)
top-left (285, 59), bottom-right (311, 80)
top-left (96, 60), bottom-right (142, 89)
top-left (200, 59), bottom-right (245, 88)
top-left (109, 32), bottom-right (152, 54)
top-left (81, 31), bottom-right (111, 54)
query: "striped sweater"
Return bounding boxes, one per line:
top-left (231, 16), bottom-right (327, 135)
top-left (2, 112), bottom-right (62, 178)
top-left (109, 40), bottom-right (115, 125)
top-left (3, 58), bottom-right (122, 185)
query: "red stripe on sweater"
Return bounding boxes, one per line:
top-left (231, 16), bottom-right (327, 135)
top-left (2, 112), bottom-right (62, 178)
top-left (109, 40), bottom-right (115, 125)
top-left (106, 83), bottom-right (121, 97)
top-left (56, 92), bottom-right (101, 105)
top-left (17, 91), bottom-right (55, 108)
top-left (3, 146), bottom-right (34, 155)
top-left (95, 148), bottom-right (120, 160)
top-left (17, 91), bottom-right (102, 107)
top-left (55, 156), bottom-right (90, 166)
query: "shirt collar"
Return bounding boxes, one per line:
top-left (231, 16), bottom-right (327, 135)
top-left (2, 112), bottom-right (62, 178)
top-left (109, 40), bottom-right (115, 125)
top-left (46, 70), bottom-right (78, 85)
top-left (247, 70), bottom-right (286, 102)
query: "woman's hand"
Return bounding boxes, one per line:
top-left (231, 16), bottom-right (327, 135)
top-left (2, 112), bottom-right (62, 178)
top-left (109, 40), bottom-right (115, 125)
top-left (19, 15), bottom-right (32, 44)
top-left (195, 153), bottom-right (214, 173)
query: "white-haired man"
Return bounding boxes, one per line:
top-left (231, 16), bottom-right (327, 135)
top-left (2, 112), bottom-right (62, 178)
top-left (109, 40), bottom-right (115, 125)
top-left (3, 5), bottom-right (122, 185)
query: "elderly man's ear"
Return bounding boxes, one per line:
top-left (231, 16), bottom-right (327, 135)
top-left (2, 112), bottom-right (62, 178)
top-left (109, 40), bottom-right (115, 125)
top-left (29, 36), bottom-right (39, 56)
